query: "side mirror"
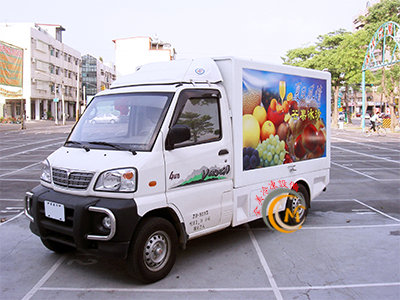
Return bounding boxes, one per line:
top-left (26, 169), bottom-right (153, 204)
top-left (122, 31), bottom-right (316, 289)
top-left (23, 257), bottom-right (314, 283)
top-left (166, 125), bottom-right (191, 150)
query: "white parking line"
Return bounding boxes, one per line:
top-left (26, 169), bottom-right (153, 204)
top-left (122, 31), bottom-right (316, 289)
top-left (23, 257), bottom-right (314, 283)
top-left (0, 137), bottom-right (66, 152)
top-left (332, 145), bottom-right (400, 164)
top-left (35, 281), bottom-right (400, 293)
top-left (353, 199), bottom-right (400, 222)
top-left (332, 162), bottom-right (379, 181)
top-left (0, 162), bottom-right (41, 178)
top-left (0, 141), bottom-right (64, 160)
top-left (21, 254), bottom-right (69, 300)
top-left (332, 136), bottom-right (400, 153)
top-left (246, 224), bottom-right (283, 300)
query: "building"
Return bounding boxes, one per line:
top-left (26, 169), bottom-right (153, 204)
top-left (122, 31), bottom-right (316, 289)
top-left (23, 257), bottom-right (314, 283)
top-left (81, 54), bottom-right (116, 104)
top-left (0, 22), bottom-right (81, 121)
top-left (113, 35), bottom-right (176, 77)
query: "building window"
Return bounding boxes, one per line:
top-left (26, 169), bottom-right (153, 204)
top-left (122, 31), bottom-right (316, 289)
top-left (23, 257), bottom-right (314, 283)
top-left (55, 50), bottom-right (59, 58)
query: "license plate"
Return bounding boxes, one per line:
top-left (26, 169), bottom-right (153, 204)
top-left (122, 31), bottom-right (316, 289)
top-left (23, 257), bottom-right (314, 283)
top-left (44, 201), bottom-right (65, 222)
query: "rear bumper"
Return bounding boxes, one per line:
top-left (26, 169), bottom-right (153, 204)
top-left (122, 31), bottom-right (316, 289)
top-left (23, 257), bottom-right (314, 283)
top-left (25, 185), bottom-right (140, 259)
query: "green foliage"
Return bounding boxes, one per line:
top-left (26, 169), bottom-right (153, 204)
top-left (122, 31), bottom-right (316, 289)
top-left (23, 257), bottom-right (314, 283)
top-left (281, 0), bottom-right (400, 128)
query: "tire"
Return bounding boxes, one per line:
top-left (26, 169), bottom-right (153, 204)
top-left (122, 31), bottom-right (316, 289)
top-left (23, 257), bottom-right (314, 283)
top-left (41, 238), bottom-right (76, 253)
top-left (110, 119), bottom-right (115, 124)
top-left (126, 217), bottom-right (178, 283)
top-left (285, 184), bottom-right (309, 226)
top-left (362, 128), bottom-right (371, 137)
top-left (378, 127), bottom-right (386, 137)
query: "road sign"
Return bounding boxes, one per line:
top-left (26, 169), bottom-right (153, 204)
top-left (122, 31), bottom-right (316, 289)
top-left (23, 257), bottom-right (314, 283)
top-left (53, 98), bottom-right (59, 102)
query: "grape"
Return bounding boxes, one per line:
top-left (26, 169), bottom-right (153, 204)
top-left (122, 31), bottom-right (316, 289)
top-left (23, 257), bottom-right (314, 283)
top-left (273, 154), bottom-right (279, 164)
top-left (250, 155), bottom-right (257, 168)
top-left (243, 155), bottom-right (250, 170)
top-left (255, 135), bottom-right (288, 168)
top-left (266, 152), bottom-right (272, 162)
top-left (280, 151), bottom-right (285, 161)
top-left (243, 147), bottom-right (260, 170)
top-left (262, 151), bottom-right (269, 161)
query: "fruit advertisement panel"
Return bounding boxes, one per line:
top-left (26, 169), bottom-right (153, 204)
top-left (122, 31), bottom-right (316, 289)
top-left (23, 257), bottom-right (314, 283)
top-left (242, 68), bottom-right (327, 171)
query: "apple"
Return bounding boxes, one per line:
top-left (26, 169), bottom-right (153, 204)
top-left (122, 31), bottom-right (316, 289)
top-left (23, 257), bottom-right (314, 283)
top-left (294, 134), bottom-right (307, 158)
top-left (302, 123), bottom-right (318, 152)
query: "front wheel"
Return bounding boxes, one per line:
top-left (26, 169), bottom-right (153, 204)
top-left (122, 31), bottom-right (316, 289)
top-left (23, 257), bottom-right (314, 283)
top-left (126, 217), bottom-right (178, 283)
top-left (362, 128), bottom-right (371, 137)
top-left (377, 127), bottom-right (386, 136)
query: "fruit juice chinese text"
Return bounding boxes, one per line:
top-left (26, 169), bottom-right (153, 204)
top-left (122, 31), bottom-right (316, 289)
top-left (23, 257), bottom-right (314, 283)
top-left (242, 68), bottom-right (327, 171)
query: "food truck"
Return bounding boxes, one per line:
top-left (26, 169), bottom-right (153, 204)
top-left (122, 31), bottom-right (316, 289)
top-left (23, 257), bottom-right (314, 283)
top-left (25, 57), bottom-right (331, 283)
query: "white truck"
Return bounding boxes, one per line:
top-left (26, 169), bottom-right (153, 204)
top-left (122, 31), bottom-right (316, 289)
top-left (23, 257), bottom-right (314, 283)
top-left (24, 57), bottom-right (331, 283)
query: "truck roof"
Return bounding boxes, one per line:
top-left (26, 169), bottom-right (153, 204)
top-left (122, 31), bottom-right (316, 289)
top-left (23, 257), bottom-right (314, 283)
top-left (111, 58), bottom-right (224, 89)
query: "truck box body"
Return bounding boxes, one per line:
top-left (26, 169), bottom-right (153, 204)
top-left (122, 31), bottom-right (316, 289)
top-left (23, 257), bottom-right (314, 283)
top-left (25, 57), bottom-right (330, 283)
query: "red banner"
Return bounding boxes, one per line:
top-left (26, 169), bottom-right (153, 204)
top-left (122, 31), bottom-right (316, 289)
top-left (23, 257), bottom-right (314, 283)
top-left (0, 41), bottom-right (23, 87)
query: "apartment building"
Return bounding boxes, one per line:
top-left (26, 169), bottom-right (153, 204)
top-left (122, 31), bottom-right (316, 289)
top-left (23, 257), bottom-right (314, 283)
top-left (113, 35), bottom-right (176, 77)
top-left (0, 22), bottom-right (81, 121)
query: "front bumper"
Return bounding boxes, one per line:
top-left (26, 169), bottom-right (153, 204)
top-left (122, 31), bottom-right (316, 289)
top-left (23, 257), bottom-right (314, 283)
top-left (25, 185), bottom-right (140, 259)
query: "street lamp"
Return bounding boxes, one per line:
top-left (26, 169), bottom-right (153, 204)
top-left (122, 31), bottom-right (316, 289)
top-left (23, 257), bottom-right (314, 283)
top-left (35, 71), bottom-right (58, 125)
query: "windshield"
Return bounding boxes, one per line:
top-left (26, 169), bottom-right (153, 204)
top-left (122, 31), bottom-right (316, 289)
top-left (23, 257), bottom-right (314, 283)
top-left (67, 92), bottom-right (173, 151)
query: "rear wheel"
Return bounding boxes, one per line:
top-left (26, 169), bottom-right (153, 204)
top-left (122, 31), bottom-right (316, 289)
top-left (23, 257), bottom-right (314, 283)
top-left (285, 184), bottom-right (309, 225)
top-left (126, 217), bottom-right (178, 283)
top-left (41, 238), bottom-right (76, 253)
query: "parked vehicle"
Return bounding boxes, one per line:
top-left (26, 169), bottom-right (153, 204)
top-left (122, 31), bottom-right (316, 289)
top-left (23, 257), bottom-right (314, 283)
top-left (24, 57), bottom-right (331, 283)
top-left (89, 113), bottom-right (120, 124)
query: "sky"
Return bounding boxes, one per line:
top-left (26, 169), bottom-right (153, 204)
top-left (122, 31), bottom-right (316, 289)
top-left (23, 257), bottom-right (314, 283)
top-left (2, 0), bottom-right (374, 65)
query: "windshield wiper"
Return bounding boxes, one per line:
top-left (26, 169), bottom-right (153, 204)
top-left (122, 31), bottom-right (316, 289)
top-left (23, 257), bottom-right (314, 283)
top-left (88, 141), bottom-right (137, 155)
top-left (65, 140), bottom-right (90, 152)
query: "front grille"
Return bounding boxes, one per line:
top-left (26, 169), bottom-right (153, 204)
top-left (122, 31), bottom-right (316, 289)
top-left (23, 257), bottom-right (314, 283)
top-left (52, 168), bottom-right (94, 189)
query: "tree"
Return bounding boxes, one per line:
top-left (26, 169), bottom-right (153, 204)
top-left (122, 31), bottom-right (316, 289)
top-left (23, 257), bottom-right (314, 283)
top-left (282, 29), bottom-right (352, 127)
top-left (281, 0), bottom-right (400, 130)
top-left (361, 0), bottom-right (400, 132)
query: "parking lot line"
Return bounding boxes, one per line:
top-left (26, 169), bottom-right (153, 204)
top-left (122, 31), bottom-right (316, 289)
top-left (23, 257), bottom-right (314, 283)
top-left (353, 199), bottom-right (400, 222)
top-left (0, 137), bottom-right (66, 152)
top-left (21, 254), bottom-right (69, 300)
top-left (332, 162), bottom-right (379, 181)
top-left (0, 161), bottom-right (41, 178)
top-left (31, 281), bottom-right (400, 294)
top-left (246, 224), bottom-right (283, 300)
top-left (0, 141), bottom-right (64, 160)
top-left (332, 137), bottom-right (400, 153)
top-left (332, 145), bottom-right (400, 165)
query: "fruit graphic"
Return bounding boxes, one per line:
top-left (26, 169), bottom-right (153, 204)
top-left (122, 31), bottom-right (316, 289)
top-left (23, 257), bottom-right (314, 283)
top-left (243, 89), bottom-right (261, 115)
top-left (277, 122), bottom-right (289, 141)
top-left (243, 114), bottom-right (260, 149)
top-left (302, 123), bottom-right (318, 152)
top-left (261, 120), bottom-right (275, 141)
top-left (243, 147), bottom-right (260, 170)
top-left (294, 134), bottom-right (307, 159)
top-left (253, 106), bottom-right (267, 127)
top-left (267, 98), bottom-right (285, 129)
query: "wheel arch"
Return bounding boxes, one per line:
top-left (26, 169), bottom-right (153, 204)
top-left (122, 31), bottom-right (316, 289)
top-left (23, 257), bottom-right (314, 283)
top-left (295, 179), bottom-right (311, 208)
top-left (139, 207), bottom-right (188, 249)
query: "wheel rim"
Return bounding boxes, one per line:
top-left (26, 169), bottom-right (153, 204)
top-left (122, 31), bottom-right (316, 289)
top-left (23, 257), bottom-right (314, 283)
top-left (291, 196), bottom-right (305, 219)
top-left (143, 230), bottom-right (171, 272)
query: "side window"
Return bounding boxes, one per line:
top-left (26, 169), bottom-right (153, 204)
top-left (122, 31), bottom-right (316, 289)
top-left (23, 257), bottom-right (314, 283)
top-left (173, 91), bottom-right (221, 147)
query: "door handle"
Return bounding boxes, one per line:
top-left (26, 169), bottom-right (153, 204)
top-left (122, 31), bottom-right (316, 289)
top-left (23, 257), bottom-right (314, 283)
top-left (218, 149), bottom-right (229, 156)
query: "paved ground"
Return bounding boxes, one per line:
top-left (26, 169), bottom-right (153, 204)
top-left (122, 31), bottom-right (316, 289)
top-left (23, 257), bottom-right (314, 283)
top-left (0, 120), bottom-right (399, 300)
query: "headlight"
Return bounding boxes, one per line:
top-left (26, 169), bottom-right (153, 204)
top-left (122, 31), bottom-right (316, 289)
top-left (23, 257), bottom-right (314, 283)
top-left (40, 159), bottom-right (51, 183)
top-left (95, 168), bottom-right (137, 192)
